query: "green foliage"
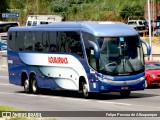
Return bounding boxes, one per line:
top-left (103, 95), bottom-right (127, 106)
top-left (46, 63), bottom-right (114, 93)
top-left (120, 1), bottom-right (145, 20)
top-left (0, 0), bottom-right (152, 24)
top-left (0, 0), bottom-right (9, 19)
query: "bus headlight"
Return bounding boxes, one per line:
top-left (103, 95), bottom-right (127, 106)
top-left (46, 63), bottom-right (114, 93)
top-left (96, 75), bottom-right (111, 82)
top-left (138, 76), bottom-right (145, 81)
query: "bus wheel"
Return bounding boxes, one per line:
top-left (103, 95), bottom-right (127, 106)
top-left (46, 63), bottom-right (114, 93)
top-left (24, 79), bottom-right (30, 93)
top-left (82, 82), bottom-right (89, 98)
top-left (31, 77), bottom-right (39, 94)
top-left (120, 91), bottom-right (131, 98)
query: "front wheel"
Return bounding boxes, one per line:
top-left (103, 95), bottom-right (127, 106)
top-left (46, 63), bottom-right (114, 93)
top-left (120, 91), bottom-right (131, 98)
top-left (82, 82), bottom-right (90, 98)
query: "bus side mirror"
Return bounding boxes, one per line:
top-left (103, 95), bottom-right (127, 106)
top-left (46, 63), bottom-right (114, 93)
top-left (141, 40), bottom-right (151, 56)
top-left (88, 40), bottom-right (100, 59)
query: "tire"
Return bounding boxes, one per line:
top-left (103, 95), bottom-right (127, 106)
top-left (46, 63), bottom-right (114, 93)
top-left (120, 91), bottom-right (131, 98)
top-left (82, 82), bottom-right (90, 98)
top-left (145, 80), bottom-right (148, 88)
top-left (24, 79), bottom-right (30, 93)
top-left (31, 77), bottom-right (39, 94)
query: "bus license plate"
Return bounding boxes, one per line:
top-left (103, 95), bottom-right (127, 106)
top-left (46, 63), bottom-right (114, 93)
top-left (121, 86), bottom-right (129, 90)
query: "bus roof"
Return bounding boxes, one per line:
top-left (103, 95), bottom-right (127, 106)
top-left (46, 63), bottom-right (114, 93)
top-left (8, 21), bottom-right (138, 37)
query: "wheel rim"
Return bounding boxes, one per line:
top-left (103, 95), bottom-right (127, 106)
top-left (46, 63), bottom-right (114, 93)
top-left (24, 79), bottom-right (29, 93)
top-left (83, 83), bottom-right (88, 97)
top-left (32, 80), bottom-right (37, 93)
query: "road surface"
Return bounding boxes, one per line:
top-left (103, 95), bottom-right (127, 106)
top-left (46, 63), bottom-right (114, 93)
top-left (0, 67), bottom-right (160, 120)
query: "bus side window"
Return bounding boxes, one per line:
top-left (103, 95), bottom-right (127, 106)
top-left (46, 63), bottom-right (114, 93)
top-left (34, 42), bottom-right (44, 51)
top-left (70, 41), bottom-right (83, 56)
top-left (49, 31), bottom-right (57, 52)
top-left (16, 31), bottom-right (26, 51)
top-left (69, 32), bottom-right (83, 57)
top-left (49, 44), bottom-right (57, 52)
top-left (41, 32), bottom-right (50, 52)
top-left (82, 32), bottom-right (96, 69)
top-left (8, 32), bottom-right (15, 50)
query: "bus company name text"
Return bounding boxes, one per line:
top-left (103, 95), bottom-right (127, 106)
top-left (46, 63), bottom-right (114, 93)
top-left (48, 56), bottom-right (68, 64)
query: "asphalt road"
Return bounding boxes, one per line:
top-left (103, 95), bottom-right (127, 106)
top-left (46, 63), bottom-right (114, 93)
top-left (0, 67), bottom-right (160, 120)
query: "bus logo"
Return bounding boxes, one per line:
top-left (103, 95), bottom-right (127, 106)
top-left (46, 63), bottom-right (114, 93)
top-left (48, 56), bottom-right (68, 64)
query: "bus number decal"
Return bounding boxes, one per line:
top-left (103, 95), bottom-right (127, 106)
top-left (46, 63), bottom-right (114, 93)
top-left (48, 56), bottom-right (68, 64)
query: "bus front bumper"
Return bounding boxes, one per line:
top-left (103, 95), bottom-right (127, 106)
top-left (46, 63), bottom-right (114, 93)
top-left (89, 77), bottom-right (146, 92)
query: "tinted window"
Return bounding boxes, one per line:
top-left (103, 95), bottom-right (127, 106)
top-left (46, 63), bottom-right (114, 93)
top-left (27, 21), bottom-right (32, 26)
top-left (25, 31), bottom-right (35, 51)
top-left (82, 32), bottom-right (96, 69)
top-left (57, 31), bottom-right (83, 57)
top-left (15, 31), bottom-right (26, 51)
top-left (128, 21), bottom-right (136, 25)
top-left (14, 31), bottom-right (54, 52)
top-left (8, 32), bottom-right (15, 50)
top-left (0, 23), bottom-right (19, 33)
top-left (145, 62), bottom-right (160, 70)
top-left (32, 21), bottom-right (37, 26)
top-left (12, 31), bottom-right (83, 57)
top-left (139, 21), bottom-right (144, 25)
top-left (48, 31), bottom-right (58, 52)
top-left (40, 21), bottom-right (49, 24)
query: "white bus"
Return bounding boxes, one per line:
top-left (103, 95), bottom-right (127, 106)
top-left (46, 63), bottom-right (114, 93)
top-left (8, 21), bottom-right (150, 98)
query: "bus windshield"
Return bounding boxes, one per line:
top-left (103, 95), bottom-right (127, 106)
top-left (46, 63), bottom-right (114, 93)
top-left (95, 36), bottom-right (144, 75)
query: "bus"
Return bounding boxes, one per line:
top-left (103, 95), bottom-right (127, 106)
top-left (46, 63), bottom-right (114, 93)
top-left (7, 21), bottom-right (150, 98)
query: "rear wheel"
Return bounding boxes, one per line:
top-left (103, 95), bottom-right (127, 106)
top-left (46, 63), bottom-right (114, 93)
top-left (31, 77), bottom-right (39, 94)
top-left (120, 91), bottom-right (131, 98)
top-left (24, 79), bottom-right (30, 93)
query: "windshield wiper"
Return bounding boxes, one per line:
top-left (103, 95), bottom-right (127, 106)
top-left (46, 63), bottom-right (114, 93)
top-left (125, 58), bottom-right (135, 72)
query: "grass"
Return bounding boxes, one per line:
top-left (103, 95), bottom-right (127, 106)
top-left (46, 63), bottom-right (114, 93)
top-left (0, 106), bottom-right (21, 111)
top-left (0, 106), bottom-right (56, 120)
top-left (141, 37), bottom-right (160, 46)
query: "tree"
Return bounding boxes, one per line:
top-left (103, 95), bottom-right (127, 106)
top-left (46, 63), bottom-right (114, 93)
top-left (120, 2), bottom-right (144, 20)
top-left (0, 0), bottom-right (9, 20)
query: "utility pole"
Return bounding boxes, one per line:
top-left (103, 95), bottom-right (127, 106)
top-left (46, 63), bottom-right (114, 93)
top-left (152, 0), bottom-right (154, 37)
top-left (148, 0), bottom-right (152, 60)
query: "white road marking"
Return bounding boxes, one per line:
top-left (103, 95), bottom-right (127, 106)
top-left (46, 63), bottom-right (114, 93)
top-left (0, 91), bottom-right (66, 100)
top-left (97, 100), bottom-right (131, 106)
top-left (0, 76), bottom-right (8, 78)
top-left (0, 92), bottom-right (14, 95)
top-left (0, 83), bottom-right (11, 86)
top-left (38, 95), bottom-right (59, 99)
top-left (66, 98), bottom-right (90, 102)
top-left (0, 83), bottom-right (11, 85)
